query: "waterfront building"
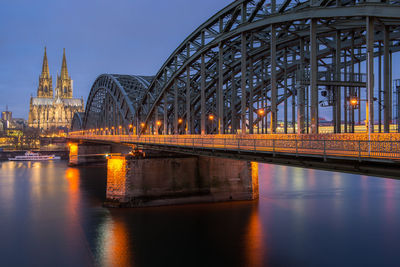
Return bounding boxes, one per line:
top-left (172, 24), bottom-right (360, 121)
top-left (0, 106), bottom-right (26, 132)
top-left (28, 47), bottom-right (84, 130)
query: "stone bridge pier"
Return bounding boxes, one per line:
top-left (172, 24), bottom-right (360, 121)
top-left (68, 141), bottom-right (131, 166)
top-left (105, 154), bottom-right (259, 208)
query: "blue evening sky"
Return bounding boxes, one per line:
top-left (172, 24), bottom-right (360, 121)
top-left (0, 0), bottom-right (398, 120)
top-left (0, 0), bottom-right (232, 119)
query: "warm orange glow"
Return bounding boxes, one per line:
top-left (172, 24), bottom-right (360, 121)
top-left (257, 109), bottom-right (265, 116)
top-left (108, 220), bottom-right (130, 267)
top-left (119, 126), bottom-right (122, 129)
top-left (209, 114), bottom-right (215, 121)
top-left (178, 118), bottom-right (183, 124)
top-left (69, 143), bottom-right (79, 165)
top-left (69, 143), bottom-right (78, 154)
top-left (156, 120), bottom-right (162, 126)
top-left (112, 126), bottom-right (115, 129)
top-left (350, 98), bottom-right (358, 106)
top-left (141, 123), bottom-right (146, 128)
top-left (251, 162), bottom-right (259, 198)
top-left (101, 128), bottom-right (104, 131)
top-left (129, 124), bottom-right (133, 128)
top-left (66, 168), bottom-right (80, 192)
top-left (107, 156), bottom-right (127, 199)
top-left (245, 204), bottom-right (265, 267)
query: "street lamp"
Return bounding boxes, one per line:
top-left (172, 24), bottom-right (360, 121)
top-left (257, 109), bottom-right (265, 116)
top-left (208, 114), bottom-right (215, 134)
top-left (349, 97), bottom-right (359, 107)
top-left (178, 118), bottom-right (183, 124)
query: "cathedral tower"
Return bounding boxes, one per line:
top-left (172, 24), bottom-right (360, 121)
top-left (29, 47), bottom-right (84, 131)
top-left (56, 48), bottom-right (73, 99)
top-left (37, 47), bottom-right (53, 98)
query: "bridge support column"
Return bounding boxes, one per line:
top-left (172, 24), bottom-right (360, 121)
top-left (384, 25), bottom-right (390, 133)
top-left (297, 38), bottom-right (306, 134)
top-left (241, 32), bottom-right (247, 134)
top-left (270, 25), bottom-right (277, 133)
top-left (310, 18), bottom-right (319, 134)
top-left (366, 16), bottom-right (375, 134)
top-left (105, 155), bottom-right (259, 208)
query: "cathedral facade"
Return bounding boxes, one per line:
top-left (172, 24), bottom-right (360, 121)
top-left (28, 48), bottom-right (84, 130)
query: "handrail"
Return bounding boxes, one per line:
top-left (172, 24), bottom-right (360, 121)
top-left (68, 133), bottom-right (400, 161)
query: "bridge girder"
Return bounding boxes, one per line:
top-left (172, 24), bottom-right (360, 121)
top-left (77, 0), bottom-right (400, 135)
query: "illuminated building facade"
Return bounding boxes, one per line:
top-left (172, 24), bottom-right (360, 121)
top-left (28, 47), bottom-right (84, 130)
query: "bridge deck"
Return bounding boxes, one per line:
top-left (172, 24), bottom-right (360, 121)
top-left (69, 134), bottom-right (400, 163)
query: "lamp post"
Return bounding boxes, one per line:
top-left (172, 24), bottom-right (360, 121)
top-left (208, 114), bottom-right (215, 134)
top-left (129, 124), bottom-right (133, 136)
top-left (178, 118), bottom-right (183, 135)
top-left (257, 109), bottom-right (265, 134)
top-left (156, 120), bottom-right (162, 135)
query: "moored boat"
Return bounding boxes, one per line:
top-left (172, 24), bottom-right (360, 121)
top-left (8, 151), bottom-right (61, 161)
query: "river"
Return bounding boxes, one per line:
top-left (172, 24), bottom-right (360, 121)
top-left (0, 160), bottom-right (399, 266)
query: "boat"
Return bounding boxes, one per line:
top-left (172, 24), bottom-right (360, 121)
top-left (8, 151), bottom-right (61, 161)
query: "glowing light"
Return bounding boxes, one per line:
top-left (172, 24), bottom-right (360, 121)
top-left (141, 123), bottom-right (146, 128)
top-left (129, 124), bottom-right (133, 128)
top-left (107, 156), bottom-right (127, 199)
top-left (66, 168), bottom-right (80, 192)
top-left (69, 144), bottom-right (78, 154)
top-left (350, 98), bottom-right (358, 106)
top-left (257, 109), bottom-right (265, 116)
top-left (119, 126), bottom-right (122, 129)
top-left (209, 114), bottom-right (215, 121)
top-left (178, 118), bottom-right (183, 124)
top-left (156, 121), bottom-right (162, 126)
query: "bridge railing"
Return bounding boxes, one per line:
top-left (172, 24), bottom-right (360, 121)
top-left (69, 134), bottom-right (400, 161)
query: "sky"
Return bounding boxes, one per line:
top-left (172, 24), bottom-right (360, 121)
top-left (0, 0), bottom-right (232, 119)
top-left (0, 0), bottom-right (399, 121)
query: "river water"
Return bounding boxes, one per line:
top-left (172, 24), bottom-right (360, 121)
top-left (0, 160), bottom-right (399, 267)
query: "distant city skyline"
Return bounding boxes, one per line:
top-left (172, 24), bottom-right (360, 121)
top-left (0, 0), bottom-right (232, 119)
top-left (0, 0), bottom-right (399, 121)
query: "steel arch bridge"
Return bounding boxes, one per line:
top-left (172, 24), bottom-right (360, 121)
top-left (72, 0), bottom-right (400, 136)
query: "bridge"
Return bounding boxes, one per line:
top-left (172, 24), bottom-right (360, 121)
top-left (68, 0), bottom-right (400, 207)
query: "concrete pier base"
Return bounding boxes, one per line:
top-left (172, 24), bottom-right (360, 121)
top-left (68, 143), bottom-right (110, 166)
top-left (105, 155), bottom-right (259, 208)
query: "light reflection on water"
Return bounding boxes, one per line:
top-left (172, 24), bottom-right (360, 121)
top-left (0, 161), bottom-right (400, 266)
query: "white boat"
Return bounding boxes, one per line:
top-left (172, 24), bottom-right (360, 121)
top-left (8, 151), bottom-right (61, 161)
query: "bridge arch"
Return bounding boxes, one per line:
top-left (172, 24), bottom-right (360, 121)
top-left (77, 0), bottom-right (400, 136)
top-left (135, 0), bottom-right (400, 135)
top-left (81, 74), bottom-right (153, 133)
top-left (71, 112), bottom-right (84, 131)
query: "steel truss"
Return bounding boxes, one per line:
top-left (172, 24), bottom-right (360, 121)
top-left (79, 0), bottom-right (400, 136)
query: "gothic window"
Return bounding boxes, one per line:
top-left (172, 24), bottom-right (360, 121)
top-left (44, 86), bottom-right (48, 92)
top-left (64, 87), bottom-right (67, 94)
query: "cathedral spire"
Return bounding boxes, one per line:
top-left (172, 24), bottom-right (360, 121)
top-left (41, 47), bottom-right (50, 77)
top-left (60, 48), bottom-right (69, 79)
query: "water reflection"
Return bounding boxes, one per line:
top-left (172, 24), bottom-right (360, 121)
top-left (245, 203), bottom-right (265, 267)
top-left (98, 217), bottom-right (130, 267)
top-left (1, 161), bottom-right (400, 266)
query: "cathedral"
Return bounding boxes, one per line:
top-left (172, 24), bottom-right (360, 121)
top-left (28, 47), bottom-right (84, 131)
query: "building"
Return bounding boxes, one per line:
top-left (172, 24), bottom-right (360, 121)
top-left (0, 106), bottom-right (26, 132)
top-left (28, 47), bottom-right (84, 131)
top-left (2, 107), bottom-right (12, 122)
